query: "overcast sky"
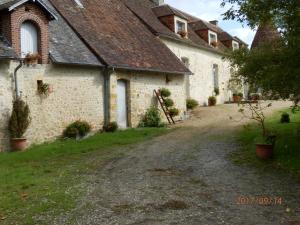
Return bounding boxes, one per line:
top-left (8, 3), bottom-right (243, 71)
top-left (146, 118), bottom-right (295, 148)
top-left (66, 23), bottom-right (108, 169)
top-left (165, 0), bottom-right (256, 45)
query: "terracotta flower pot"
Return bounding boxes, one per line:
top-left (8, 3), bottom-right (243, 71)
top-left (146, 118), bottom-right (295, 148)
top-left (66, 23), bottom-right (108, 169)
top-left (10, 138), bottom-right (27, 151)
top-left (256, 144), bottom-right (273, 160)
top-left (233, 95), bottom-right (241, 103)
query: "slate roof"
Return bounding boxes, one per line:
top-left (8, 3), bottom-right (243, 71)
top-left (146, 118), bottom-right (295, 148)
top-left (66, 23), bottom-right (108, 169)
top-left (0, 34), bottom-right (17, 59)
top-left (152, 4), bottom-right (188, 20)
top-left (251, 22), bottom-right (281, 49)
top-left (49, 0), bottom-right (190, 74)
top-left (122, 0), bottom-right (214, 51)
top-left (0, 0), bottom-right (102, 66)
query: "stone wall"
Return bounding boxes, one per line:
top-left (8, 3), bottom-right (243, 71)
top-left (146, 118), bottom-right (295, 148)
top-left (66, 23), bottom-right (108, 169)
top-left (0, 61), bottom-right (14, 151)
top-left (111, 70), bottom-right (186, 127)
top-left (162, 38), bottom-right (233, 106)
top-left (0, 61), bottom-right (104, 151)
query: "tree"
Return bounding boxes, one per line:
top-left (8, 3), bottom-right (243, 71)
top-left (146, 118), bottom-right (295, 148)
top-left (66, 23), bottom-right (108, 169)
top-left (221, 0), bottom-right (300, 101)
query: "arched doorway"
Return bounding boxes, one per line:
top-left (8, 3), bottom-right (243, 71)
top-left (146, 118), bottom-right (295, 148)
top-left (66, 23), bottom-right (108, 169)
top-left (20, 21), bottom-right (39, 57)
top-left (117, 79), bottom-right (128, 128)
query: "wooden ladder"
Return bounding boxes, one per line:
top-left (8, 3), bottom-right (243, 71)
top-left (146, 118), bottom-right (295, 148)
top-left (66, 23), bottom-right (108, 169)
top-left (154, 90), bottom-right (175, 125)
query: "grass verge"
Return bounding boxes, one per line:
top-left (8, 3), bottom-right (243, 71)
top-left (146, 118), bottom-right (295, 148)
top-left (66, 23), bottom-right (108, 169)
top-left (0, 128), bottom-right (168, 225)
top-left (232, 108), bottom-right (300, 180)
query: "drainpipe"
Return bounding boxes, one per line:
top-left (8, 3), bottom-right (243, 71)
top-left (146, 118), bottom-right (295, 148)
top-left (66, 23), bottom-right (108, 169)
top-left (13, 60), bottom-right (23, 98)
top-left (103, 67), bottom-right (114, 125)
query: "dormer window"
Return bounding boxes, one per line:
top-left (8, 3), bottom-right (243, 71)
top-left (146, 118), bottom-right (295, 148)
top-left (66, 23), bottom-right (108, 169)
top-left (174, 16), bottom-right (187, 38)
top-left (232, 41), bottom-right (239, 50)
top-left (208, 30), bottom-right (218, 47)
top-left (20, 21), bottom-right (39, 58)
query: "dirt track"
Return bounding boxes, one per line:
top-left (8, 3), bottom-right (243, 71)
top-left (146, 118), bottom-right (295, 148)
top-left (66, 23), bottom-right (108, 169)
top-left (55, 101), bottom-right (300, 225)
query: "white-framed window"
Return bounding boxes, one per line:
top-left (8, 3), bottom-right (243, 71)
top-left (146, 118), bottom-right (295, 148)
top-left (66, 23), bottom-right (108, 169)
top-left (208, 30), bottom-right (217, 46)
top-left (20, 21), bottom-right (38, 57)
top-left (174, 16), bottom-right (187, 35)
top-left (232, 41), bottom-right (239, 50)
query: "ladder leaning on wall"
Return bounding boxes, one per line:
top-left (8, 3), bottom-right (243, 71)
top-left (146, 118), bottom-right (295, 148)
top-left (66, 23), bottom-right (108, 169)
top-left (153, 90), bottom-right (175, 125)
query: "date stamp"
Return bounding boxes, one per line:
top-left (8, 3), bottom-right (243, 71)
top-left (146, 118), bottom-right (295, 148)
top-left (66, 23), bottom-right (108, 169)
top-left (235, 196), bottom-right (283, 205)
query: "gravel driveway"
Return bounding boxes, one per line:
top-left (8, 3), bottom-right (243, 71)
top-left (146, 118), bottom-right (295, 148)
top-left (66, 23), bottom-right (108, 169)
top-left (56, 101), bottom-right (300, 225)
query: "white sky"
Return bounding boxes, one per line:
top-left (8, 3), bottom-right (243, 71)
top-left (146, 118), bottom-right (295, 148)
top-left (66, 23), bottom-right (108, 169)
top-left (165, 0), bottom-right (256, 45)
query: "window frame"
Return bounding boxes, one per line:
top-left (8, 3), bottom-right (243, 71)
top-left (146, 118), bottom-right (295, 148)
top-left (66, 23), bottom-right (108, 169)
top-left (174, 16), bottom-right (187, 34)
top-left (232, 40), bottom-right (239, 50)
top-left (208, 30), bottom-right (218, 46)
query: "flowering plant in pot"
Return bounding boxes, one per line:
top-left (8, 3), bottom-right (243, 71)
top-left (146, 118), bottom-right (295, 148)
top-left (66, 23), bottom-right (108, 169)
top-left (238, 101), bottom-right (276, 159)
top-left (8, 98), bottom-right (31, 151)
top-left (177, 30), bottom-right (187, 38)
top-left (24, 53), bottom-right (41, 65)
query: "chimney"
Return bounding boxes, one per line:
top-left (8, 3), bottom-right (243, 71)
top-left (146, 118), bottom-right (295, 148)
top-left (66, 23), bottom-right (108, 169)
top-left (209, 20), bottom-right (218, 26)
top-left (151, 0), bottom-right (164, 6)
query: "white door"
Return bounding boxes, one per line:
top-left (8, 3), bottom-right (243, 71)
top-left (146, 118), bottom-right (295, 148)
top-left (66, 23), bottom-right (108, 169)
top-left (117, 80), bottom-right (127, 128)
top-left (20, 22), bottom-right (38, 57)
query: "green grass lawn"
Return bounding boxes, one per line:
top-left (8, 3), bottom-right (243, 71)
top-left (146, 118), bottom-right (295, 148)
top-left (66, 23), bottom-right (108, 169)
top-left (233, 108), bottom-right (300, 179)
top-left (0, 128), bottom-right (168, 225)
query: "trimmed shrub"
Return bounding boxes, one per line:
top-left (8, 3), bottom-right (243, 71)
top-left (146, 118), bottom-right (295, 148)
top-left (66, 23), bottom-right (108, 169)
top-left (186, 99), bottom-right (199, 110)
top-left (139, 107), bottom-right (162, 127)
top-left (103, 122), bottom-right (118, 132)
top-left (169, 108), bottom-right (179, 117)
top-left (63, 120), bottom-right (91, 138)
top-left (159, 88), bottom-right (171, 97)
top-left (280, 112), bottom-right (290, 123)
top-left (9, 98), bottom-right (31, 138)
top-left (208, 96), bottom-right (217, 106)
top-left (164, 98), bottom-right (174, 107)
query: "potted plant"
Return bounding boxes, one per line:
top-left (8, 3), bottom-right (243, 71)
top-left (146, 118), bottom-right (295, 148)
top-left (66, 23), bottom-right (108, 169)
top-left (250, 93), bottom-right (260, 101)
top-left (8, 98), bottom-right (31, 151)
top-left (24, 53), bottom-right (41, 65)
top-left (210, 41), bottom-right (218, 48)
top-left (232, 93), bottom-right (242, 103)
top-left (238, 101), bottom-right (275, 160)
top-left (186, 98), bottom-right (199, 110)
top-left (38, 82), bottom-right (50, 96)
top-left (208, 96), bottom-right (216, 106)
top-left (177, 30), bottom-right (187, 38)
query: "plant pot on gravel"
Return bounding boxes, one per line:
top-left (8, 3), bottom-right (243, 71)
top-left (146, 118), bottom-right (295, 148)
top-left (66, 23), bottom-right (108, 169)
top-left (9, 98), bottom-right (31, 151)
top-left (256, 144), bottom-right (274, 160)
top-left (255, 134), bottom-right (276, 160)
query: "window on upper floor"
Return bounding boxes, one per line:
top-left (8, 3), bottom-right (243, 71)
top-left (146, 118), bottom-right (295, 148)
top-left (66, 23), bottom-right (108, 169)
top-left (232, 41), bottom-right (239, 50)
top-left (20, 21), bottom-right (39, 58)
top-left (174, 17), bottom-right (187, 38)
top-left (208, 30), bottom-right (218, 47)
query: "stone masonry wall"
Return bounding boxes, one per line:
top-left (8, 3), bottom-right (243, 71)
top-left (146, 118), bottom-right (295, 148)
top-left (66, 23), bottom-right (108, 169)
top-left (0, 61), bottom-right (104, 151)
top-left (0, 61), bottom-right (14, 152)
top-left (111, 70), bottom-right (186, 127)
top-left (162, 38), bottom-right (233, 106)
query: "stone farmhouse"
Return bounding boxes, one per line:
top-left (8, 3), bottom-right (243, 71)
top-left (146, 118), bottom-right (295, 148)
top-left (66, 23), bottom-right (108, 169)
top-left (0, 0), bottom-right (246, 151)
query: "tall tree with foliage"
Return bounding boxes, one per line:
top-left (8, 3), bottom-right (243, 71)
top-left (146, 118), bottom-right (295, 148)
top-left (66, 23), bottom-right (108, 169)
top-left (221, 0), bottom-right (300, 100)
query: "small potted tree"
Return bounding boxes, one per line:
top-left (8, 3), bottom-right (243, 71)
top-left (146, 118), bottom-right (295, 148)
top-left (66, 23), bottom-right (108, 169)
top-left (9, 98), bottom-right (31, 151)
top-left (238, 101), bottom-right (276, 159)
